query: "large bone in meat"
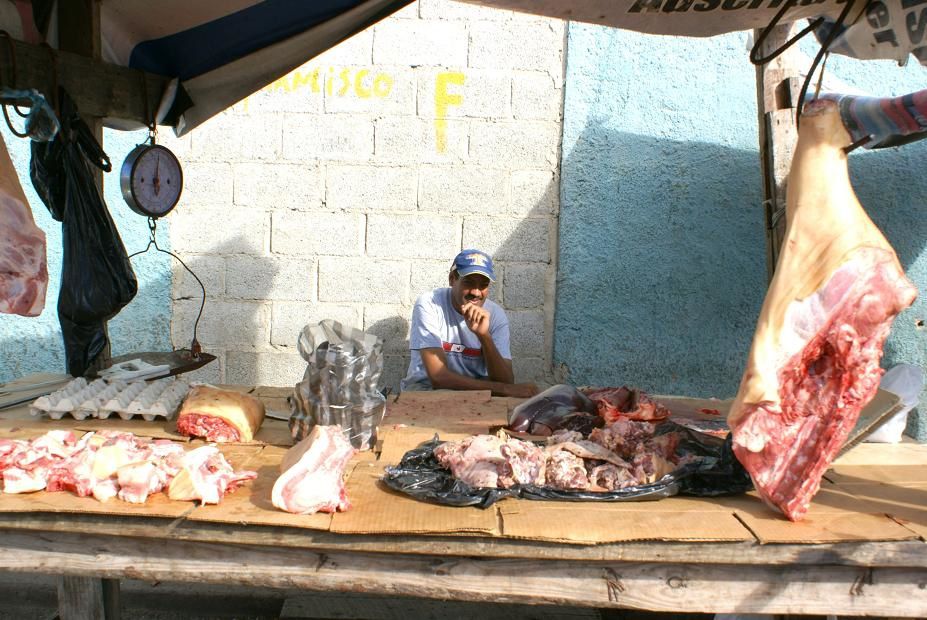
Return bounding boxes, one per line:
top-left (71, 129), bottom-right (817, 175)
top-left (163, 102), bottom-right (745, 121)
top-left (0, 133), bottom-right (46, 316)
top-left (729, 100), bottom-right (917, 521)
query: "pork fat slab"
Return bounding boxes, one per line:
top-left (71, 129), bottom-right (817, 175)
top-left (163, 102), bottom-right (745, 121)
top-left (271, 425), bottom-right (356, 514)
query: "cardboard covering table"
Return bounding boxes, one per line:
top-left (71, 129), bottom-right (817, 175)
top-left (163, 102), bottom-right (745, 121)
top-left (1, 381), bottom-right (926, 617)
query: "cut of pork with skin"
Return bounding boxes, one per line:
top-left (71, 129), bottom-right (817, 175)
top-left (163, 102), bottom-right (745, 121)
top-left (0, 131), bottom-right (47, 317)
top-left (271, 425), bottom-right (356, 514)
top-left (729, 99), bottom-right (917, 522)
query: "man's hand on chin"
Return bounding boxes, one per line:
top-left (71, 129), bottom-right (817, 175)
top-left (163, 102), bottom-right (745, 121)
top-left (461, 301), bottom-right (491, 338)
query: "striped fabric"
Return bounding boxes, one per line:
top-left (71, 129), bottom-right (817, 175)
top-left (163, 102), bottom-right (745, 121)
top-left (90, 0), bottom-right (413, 136)
top-left (816, 90), bottom-right (927, 150)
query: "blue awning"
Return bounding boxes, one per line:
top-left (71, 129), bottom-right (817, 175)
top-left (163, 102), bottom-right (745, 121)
top-left (25, 0), bottom-right (412, 136)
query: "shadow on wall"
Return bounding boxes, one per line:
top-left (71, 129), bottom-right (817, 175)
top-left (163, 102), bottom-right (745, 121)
top-left (365, 315), bottom-right (409, 394)
top-left (849, 144), bottom-right (927, 365)
top-left (555, 125), bottom-right (769, 398)
top-left (554, 121), bottom-right (927, 400)
top-left (169, 235), bottom-right (278, 387)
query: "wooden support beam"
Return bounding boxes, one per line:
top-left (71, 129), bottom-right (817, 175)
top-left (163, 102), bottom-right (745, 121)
top-left (754, 24), bottom-right (803, 283)
top-left (57, 576), bottom-right (105, 620)
top-left (5, 532), bottom-right (925, 617)
top-left (0, 37), bottom-right (169, 126)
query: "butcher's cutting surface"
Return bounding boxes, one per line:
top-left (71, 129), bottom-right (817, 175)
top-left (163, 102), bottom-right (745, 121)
top-left (0, 382), bottom-right (924, 546)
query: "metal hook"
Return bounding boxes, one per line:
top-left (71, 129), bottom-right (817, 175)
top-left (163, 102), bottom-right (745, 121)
top-left (139, 69), bottom-right (157, 144)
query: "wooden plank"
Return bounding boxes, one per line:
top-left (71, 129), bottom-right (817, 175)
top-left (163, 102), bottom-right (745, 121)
top-left (57, 576), bottom-right (104, 620)
top-left (0, 38), bottom-right (169, 126)
top-left (1, 513), bottom-right (926, 567)
top-left (499, 502), bottom-right (752, 544)
top-left (753, 23), bottom-right (802, 281)
top-left (2, 531), bottom-right (924, 616)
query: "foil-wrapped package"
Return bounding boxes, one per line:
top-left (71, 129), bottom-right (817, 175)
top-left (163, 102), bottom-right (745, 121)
top-left (288, 320), bottom-right (386, 449)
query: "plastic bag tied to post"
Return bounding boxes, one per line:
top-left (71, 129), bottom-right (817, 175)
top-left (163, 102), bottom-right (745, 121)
top-left (29, 87), bottom-right (138, 377)
top-left (288, 319), bottom-right (386, 450)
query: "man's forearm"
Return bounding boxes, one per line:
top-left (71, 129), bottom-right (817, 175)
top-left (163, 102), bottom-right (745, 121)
top-left (478, 334), bottom-right (514, 384)
top-left (428, 367), bottom-right (516, 397)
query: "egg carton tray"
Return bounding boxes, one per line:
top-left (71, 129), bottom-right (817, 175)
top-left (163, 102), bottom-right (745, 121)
top-left (30, 377), bottom-right (190, 422)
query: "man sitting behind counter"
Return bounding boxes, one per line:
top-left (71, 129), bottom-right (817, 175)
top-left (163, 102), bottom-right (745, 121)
top-left (400, 249), bottom-right (540, 399)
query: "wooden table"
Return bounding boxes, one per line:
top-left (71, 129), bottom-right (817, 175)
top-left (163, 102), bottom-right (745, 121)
top-left (1, 509), bottom-right (926, 618)
top-left (1, 384), bottom-right (926, 618)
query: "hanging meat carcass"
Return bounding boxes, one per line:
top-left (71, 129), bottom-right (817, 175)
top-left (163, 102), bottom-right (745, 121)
top-left (728, 100), bottom-right (917, 521)
top-left (0, 133), bottom-right (46, 317)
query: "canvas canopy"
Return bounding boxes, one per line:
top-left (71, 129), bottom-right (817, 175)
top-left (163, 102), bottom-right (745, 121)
top-left (0, 0), bottom-right (920, 137)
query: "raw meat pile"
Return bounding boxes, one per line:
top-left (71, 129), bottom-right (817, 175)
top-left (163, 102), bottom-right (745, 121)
top-left (729, 100), bottom-right (917, 521)
top-left (584, 386), bottom-right (671, 423)
top-left (434, 419), bottom-right (686, 492)
top-left (272, 425), bottom-right (356, 514)
top-left (0, 430), bottom-right (256, 504)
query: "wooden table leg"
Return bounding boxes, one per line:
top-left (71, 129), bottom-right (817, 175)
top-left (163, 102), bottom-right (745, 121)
top-left (57, 576), bottom-right (121, 620)
top-left (102, 578), bottom-right (121, 620)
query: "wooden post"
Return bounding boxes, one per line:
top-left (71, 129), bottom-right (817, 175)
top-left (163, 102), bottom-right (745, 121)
top-left (59, 0), bottom-right (111, 373)
top-left (57, 576), bottom-right (103, 619)
top-left (754, 24), bottom-right (803, 282)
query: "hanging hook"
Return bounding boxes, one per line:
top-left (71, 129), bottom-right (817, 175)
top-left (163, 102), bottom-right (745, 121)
top-left (128, 217), bottom-right (206, 361)
top-left (139, 69), bottom-right (157, 144)
top-left (0, 30), bottom-right (28, 117)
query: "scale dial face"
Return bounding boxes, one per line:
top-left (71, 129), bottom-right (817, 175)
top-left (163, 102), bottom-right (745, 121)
top-left (120, 144), bottom-right (184, 218)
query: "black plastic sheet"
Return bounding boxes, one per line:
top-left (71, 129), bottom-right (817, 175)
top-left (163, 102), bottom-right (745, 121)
top-left (382, 422), bottom-right (753, 509)
top-left (30, 88), bottom-right (138, 377)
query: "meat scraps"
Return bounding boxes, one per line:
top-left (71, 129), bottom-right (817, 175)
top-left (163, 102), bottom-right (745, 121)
top-left (728, 100), bottom-right (917, 521)
top-left (0, 430), bottom-right (255, 504)
top-left (271, 425), bottom-right (356, 515)
top-left (583, 387), bottom-right (670, 423)
top-left (434, 419), bottom-right (684, 492)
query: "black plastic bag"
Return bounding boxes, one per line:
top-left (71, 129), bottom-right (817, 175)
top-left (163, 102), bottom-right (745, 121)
top-left (30, 88), bottom-right (138, 376)
top-left (381, 422), bottom-right (753, 509)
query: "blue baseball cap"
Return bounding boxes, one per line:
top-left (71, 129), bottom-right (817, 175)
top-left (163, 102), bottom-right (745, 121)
top-left (451, 249), bottom-right (496, 282)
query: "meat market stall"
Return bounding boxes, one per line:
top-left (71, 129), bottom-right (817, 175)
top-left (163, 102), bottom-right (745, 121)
top-left (1, 381), bottom-right (926, 618)
top-left (1, 2), bottom-right (927, 619)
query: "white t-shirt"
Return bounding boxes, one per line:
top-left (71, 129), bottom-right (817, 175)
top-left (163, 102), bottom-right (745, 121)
top-left (400, 287), bottom-right (511, 391)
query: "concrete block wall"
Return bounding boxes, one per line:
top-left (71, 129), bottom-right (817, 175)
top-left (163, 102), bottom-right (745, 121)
top-left (161, 0), bottom-right (565, 390)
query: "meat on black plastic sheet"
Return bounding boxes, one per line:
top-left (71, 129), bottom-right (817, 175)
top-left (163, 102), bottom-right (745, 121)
top-left (381, 421), bottom-right (753, 509)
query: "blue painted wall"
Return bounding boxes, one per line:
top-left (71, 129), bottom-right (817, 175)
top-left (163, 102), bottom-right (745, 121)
top-left (0, 124), bottom-right (172, 382)
top-left (555, 25), bottom-right (927, 426)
